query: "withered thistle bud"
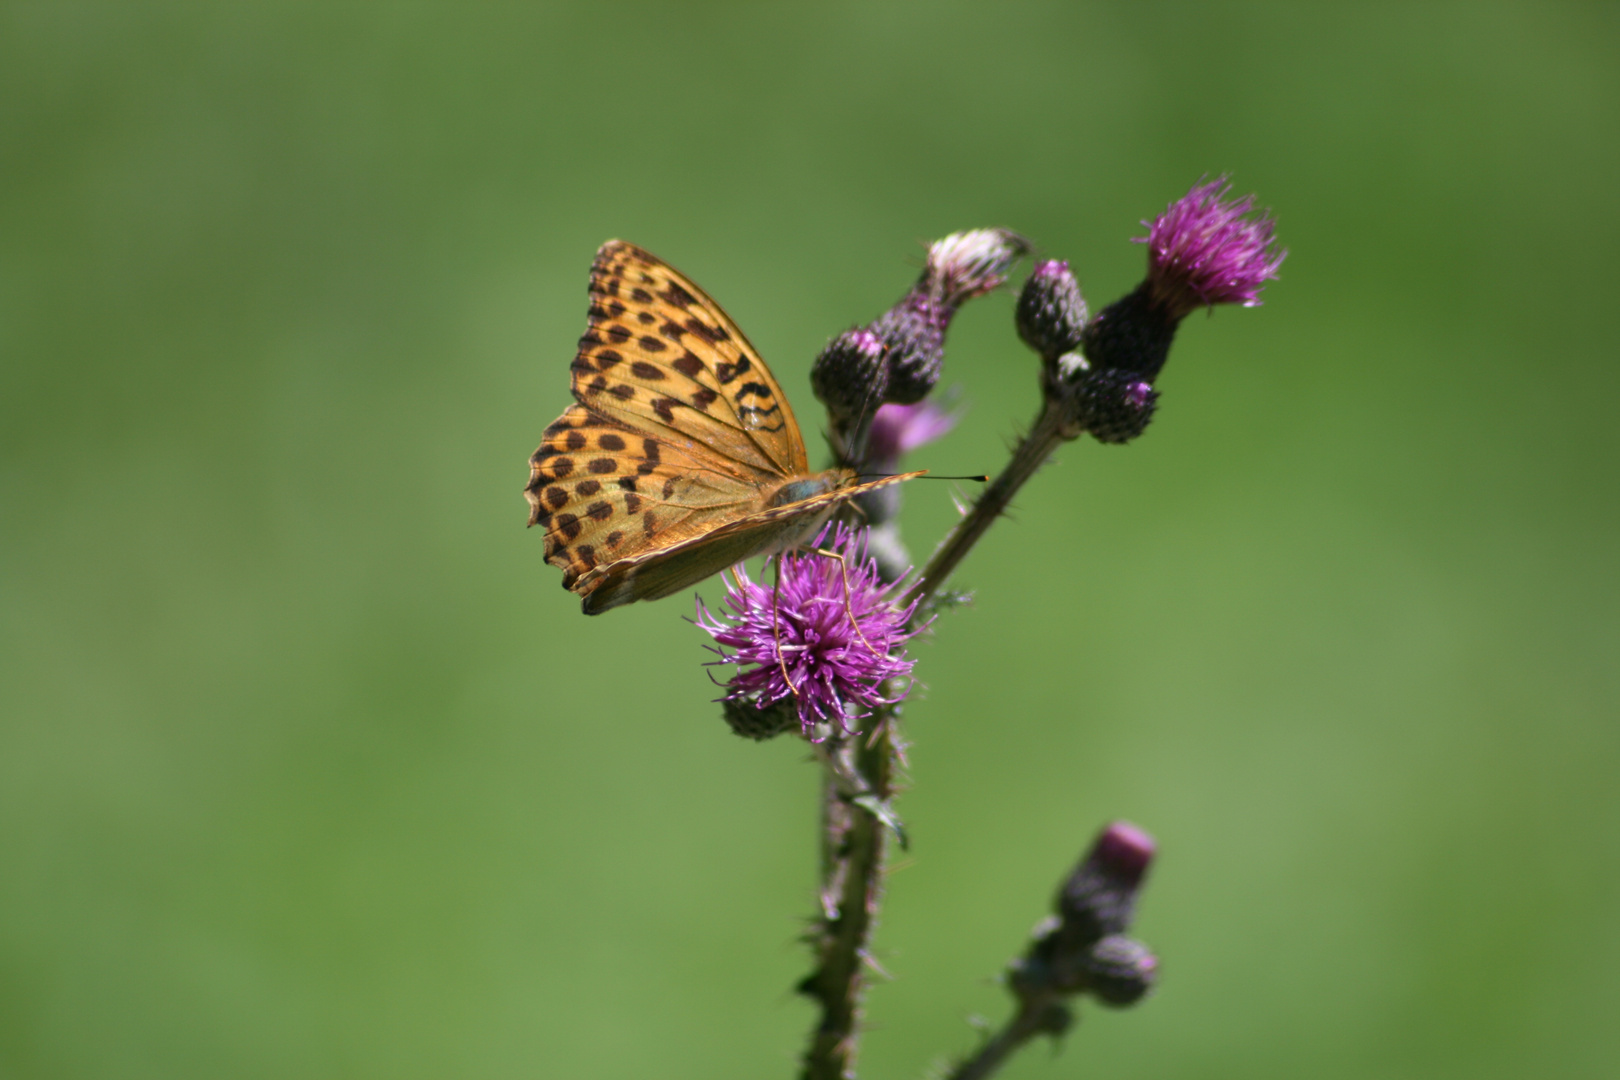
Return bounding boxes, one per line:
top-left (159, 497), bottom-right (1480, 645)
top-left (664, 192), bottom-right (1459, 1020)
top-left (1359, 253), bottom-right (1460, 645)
top-left (924, 228), bottom-right (1031, 307)
top-left (867, 228), bottom-right (1030, 405)
top-left (1017, 259), bottom-right (1088, 362)
top-left (811, 328), bottom-right (888, 426)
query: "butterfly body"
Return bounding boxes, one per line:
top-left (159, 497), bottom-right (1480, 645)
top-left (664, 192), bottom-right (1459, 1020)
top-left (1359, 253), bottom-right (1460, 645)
top-left (527, 241), bottom-right (922, 614)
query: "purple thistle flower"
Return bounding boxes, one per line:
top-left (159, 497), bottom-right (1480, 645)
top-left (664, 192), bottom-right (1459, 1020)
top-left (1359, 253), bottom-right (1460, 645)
top-left (865, 399), bottom-right (959, 468)
top-left (1135, 177), bottom-right (1287, 318)
top-left (695, 523), bottom-right (922, 739)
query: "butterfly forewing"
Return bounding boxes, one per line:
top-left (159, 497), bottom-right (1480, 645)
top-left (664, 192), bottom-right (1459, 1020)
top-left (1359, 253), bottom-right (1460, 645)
top-left (573, 241), bottom-right (808, 480)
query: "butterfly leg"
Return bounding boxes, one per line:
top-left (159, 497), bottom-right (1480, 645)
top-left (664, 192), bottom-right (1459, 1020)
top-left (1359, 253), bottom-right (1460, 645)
top-left (771, 555), bottom-right (802, 695)
top-left (809, 547), bottom-right (883, 658)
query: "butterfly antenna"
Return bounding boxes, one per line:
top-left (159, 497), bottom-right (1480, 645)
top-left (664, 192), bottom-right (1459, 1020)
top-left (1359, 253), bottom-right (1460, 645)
top-left (855, 473), bottom-right (990, 483)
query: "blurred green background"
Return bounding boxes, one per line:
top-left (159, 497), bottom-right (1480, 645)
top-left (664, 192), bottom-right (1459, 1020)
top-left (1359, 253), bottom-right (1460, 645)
top-left (3, 4), bottom-right (1616, 1078)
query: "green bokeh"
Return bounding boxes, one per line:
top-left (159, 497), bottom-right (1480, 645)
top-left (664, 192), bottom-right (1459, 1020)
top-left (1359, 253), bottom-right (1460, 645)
top-left (3, 4), bottom-right (1616, 1078)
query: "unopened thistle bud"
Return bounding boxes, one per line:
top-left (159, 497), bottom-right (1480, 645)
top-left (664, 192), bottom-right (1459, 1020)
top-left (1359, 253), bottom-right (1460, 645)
top-left (1071, 369), bottom-right (1159, 445)
top-left (1056, 821), bottom-right (1156, 946)
top-left (721, 696), bottom-right (801, 742)
top-left (811, 328), bottom-right (888, 427)
top-left (1016, 259), bottom-right (1088, 363)
top-left (1080, 935), bottom-right (1158, 1007)
top-left (870, 297), bottom-right (946, 405)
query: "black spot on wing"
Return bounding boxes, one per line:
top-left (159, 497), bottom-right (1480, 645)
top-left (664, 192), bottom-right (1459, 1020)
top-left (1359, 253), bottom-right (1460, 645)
top-left (715, 355), bottom-right (751, 384)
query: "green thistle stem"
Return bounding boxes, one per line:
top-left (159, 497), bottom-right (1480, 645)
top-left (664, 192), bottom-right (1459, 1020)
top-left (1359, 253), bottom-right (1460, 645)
top-left (903, 393), bottom-right (1074, 612)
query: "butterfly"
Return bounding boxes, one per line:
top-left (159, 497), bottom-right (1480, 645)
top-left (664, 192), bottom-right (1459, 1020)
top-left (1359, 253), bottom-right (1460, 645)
top-left (527, 241), bottom-right (924, 614)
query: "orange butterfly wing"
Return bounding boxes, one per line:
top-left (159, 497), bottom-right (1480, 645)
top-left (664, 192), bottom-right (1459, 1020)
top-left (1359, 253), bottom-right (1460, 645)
top-left (527, 241), bottom-right (923, 613)
top-left (571, 240), bottom-right (808, 481)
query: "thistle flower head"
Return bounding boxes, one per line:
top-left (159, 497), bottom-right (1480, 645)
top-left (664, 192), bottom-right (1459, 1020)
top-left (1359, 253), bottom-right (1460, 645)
top-left (695, 524), bottom-right (922, 738)
top-left (1136, 178), bottom-right (1286, 318)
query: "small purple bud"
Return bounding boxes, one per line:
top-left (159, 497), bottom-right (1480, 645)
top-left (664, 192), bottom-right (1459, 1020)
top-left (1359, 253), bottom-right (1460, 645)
top-left (811, 328), bottom-right (888, 427)
top-left (1016, 260), bottom-right (1088, 362)
top-left (1057, 821), bottom-right (1156, 944)
top-left (1071, 369), bottom-right (1159, 445)
top-left (1081, 935), bottom-right (1158, 1007)
top-left (1137, 177), bottom-right (1286, 319)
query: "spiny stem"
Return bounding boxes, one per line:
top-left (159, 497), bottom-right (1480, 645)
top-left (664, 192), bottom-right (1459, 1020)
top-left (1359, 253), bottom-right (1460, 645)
top-left (943, 995), bottom-right (1063, 1080)
top-left (800, 720), bottom-right (898, 1080)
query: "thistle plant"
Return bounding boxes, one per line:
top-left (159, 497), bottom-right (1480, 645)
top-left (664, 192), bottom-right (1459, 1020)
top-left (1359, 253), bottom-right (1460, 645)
top-left (694, 178), bottom-right (1284, 1078)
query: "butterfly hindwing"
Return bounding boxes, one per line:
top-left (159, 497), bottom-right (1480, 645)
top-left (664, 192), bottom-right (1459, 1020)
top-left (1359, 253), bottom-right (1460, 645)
top-left (575, 471), bottom-right (925, 613)
top-left (527, 405), bottom-right (764, 590)
top-left (572, 241), bottom-right (808, 481)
